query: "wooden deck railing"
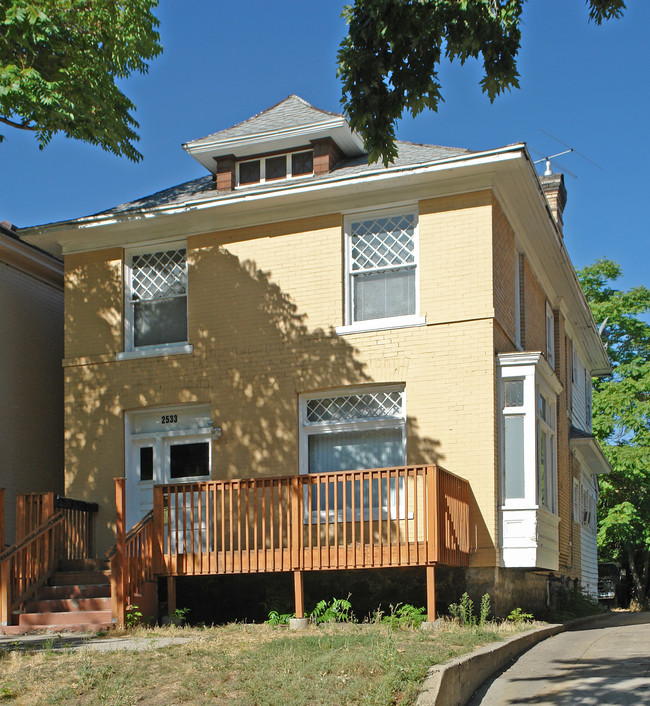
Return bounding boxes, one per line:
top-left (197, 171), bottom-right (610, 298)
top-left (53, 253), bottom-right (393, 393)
top-left (0, 512), bottom-right (64, 625)
top-left (151, 465), bottom-right (469, 577)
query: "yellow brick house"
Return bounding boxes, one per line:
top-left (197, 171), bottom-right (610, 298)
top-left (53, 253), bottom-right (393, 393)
top-left (20, 96), bottom-right (611, 620)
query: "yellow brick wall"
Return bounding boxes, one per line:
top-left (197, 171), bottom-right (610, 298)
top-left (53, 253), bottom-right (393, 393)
top-left (63, 195), bottom-right (500, 557)
top-left (65, 249), bottom-right (123, 358)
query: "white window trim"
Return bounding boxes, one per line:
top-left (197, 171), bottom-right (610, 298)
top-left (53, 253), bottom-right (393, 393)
top-left (498, 352), bottom-right (561, 513)
top-left (124, 241), bottom-right (188, 353)
top-left (342, 205), bottom-right (421, 330)
top-left (235, 149), bottom-right (314, 187)
top-left (336, 314), bottom-right (426, 336)
top-left (298, 386), bottom-right (408, 522)
top-left (117, 343), bottom-right (193, 361)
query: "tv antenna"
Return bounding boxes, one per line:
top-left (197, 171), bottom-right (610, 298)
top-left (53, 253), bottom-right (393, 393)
top-left (532, 129), bottom-right (605, 178)
top-left (533, 149), bottom-right (577, 178)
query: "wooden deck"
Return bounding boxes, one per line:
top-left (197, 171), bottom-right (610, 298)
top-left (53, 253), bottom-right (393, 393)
top-left (2, 466), bottom-right (470, 628)
top-left (114, 465), bottom-right (470, 626)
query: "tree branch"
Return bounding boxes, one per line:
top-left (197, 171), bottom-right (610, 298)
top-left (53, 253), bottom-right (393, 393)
top-left (0, 116), bottom-right (38, 132)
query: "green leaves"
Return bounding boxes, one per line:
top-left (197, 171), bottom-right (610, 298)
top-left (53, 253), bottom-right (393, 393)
top-left (578, 259), bottom-right (650, 599)
top-left (338, 0), bottom-right (625, 165)
top-left (0, 0), bottom-right (162, 161)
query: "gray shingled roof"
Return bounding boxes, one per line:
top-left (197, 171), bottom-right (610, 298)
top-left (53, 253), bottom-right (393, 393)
top-left (185, 95), bottom-right (341, 146)
top-left (101, 140), bottom-right (470, 216)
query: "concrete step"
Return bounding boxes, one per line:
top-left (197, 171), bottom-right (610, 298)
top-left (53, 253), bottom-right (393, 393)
top-left (18, 610), bottom-right (112, 627)
top-left (57, 558), bottom-right (109, 572)
top-left (50, 570), bottom-right (111, 586)
top-left (22, 597), bottom-right (112, 614)
top-left (36, 584), bottom-right (111, 600)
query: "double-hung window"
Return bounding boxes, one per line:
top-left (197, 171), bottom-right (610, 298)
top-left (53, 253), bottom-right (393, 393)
top-left (300, 387), bottom-right (406, 520)
top-left (537, 390), bottom-right (557, 513)
top-left (343, 208), bottom-right (420, 329)
top-left (545, 302), bottom-right (555, 369)
top-left (126, 245), bottom-right (188, 350)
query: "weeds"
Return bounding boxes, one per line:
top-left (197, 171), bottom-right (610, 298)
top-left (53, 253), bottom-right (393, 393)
top-left (309, 596), bottom-right (353, 624)
top-left (381, 603), bottom-right (428, 629)
top-left (125, 604), bottom-right (143, 628)
top-left (448, 592), bottom-right (492, 627)
top-left (507, 607), bottom-right (534, 623)
top-left (265, 610), bottom-right (294, 626)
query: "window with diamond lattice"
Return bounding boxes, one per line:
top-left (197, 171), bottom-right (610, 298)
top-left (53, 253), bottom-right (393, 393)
top-left (346, 209), bottom-right (417, 324)
top-left (129, 247), bottom-right (187, 349)
top-left (301, 388), bottom-right (406, 521)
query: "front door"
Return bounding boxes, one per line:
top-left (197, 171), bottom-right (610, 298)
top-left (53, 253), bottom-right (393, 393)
top-left (125, 405), bottom-right (212, 529)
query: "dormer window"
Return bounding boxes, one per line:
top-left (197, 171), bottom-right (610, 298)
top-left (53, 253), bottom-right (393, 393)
top-left (236, 150), bottom-right (313, 186)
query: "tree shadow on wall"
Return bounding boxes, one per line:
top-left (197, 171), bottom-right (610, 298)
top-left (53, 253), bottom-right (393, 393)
top-left (65, 246), bottom-right (445, 544)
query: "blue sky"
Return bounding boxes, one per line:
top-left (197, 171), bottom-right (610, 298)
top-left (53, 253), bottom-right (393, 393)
top-left (2, 0), bottom-right (648, 293)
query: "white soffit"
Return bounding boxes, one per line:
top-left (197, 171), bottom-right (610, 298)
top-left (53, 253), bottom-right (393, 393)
top-left (571, 437), bottom-right (612, 476)
top-left (183, 118), bottom-right (366, 172)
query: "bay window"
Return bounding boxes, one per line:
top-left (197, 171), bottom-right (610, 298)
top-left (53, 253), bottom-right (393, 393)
top-left (499, 352), bottom-right (562, 569)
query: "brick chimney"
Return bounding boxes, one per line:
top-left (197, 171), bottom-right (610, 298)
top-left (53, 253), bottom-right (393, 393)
top-left (539, 173), bottom-right (567, 237)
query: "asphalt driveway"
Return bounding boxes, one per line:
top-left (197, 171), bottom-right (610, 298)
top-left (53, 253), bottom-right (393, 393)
top-left (468, 611), bottom-right (650, 705)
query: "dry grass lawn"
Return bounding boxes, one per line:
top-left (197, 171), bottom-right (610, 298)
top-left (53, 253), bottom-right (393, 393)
top-left (0, 620), bottom-right (537, 705)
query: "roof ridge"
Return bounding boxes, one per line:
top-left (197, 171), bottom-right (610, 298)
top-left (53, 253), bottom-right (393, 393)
top-left (395, 138), bottom-right (470, 153)
top-left (186, 95), bottom-right (343, 146)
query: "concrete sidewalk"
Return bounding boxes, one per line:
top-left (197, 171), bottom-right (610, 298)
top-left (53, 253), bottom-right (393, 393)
top-left (468, 611), bottom-right (650, 705)
top-left (418, 612), bottom-right (649, 706)
top-left (0, 631), bottom-right (195, 653)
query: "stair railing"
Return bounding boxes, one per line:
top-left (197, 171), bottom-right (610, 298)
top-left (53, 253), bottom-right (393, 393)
top-left (16, 493), bottom-right (98, 561)
top-left (109, 479), bottom-right (155, 628)
top-left (0, 512), bottom-right (64, 626)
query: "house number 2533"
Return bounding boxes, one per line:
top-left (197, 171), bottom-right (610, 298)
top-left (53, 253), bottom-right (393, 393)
top-left (161, 414), bottom-right (178, 424)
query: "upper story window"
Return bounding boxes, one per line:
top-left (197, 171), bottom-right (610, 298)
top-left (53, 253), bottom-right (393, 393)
top-left (126, 245), bottom-right (187, 350)
top-left (545, 302), bottom-right (555, 369)
top-left (515, 253), bottom-right (523, 349)
top-left (344, 208), bottom-right (420, 329)
top-left (236, 150), bottom-right (313, 186)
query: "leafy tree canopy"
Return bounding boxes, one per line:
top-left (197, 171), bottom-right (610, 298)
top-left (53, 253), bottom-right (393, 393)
top-left (338, 0), bottom-right (626, 165)
top-left (0, 0), bottom-right (162, 161)
top-left (577, 259), bottom-right (650, 602)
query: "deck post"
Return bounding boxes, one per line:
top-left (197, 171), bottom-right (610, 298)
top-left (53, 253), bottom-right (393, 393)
top-left (426, 564), bottom-right (436, 621)
top-left (152, 486), bottom-right (164, 574)
top-left (426, 466), bottom-right (439, 563)
top-left (0, 488), bottom-right (5, 551)
top-left (290, 476), bottom-right (301, 571)
top-left (114, 478), bottom-right (127, 628)
top-left (0, 558), bottom-right (10, 626)
top-left (293, 570), bottom-right (305, 618)
top-left (167, 577), bottom-right (176, 614)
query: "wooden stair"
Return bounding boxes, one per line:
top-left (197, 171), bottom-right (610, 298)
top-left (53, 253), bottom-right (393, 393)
top-left (1, 559), bottom-right (113, 635)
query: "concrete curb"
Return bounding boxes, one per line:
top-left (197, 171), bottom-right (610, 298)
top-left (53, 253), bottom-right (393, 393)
top-left (416, 613), bottom-right (608, 706)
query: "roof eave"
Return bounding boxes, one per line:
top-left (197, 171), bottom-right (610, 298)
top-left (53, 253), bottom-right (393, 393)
top-left (183, 118), bottom-right (366, 173)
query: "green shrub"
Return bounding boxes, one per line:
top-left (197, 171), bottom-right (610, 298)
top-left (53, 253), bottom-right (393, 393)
top-left (309, 596), bottom-right (353, 624)
top-left (381, 603), bottom-right (427, 629)
top-left (265, 610), bottom-right (293, 626)
top-left (507, 607), bottom-right (534, 623)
